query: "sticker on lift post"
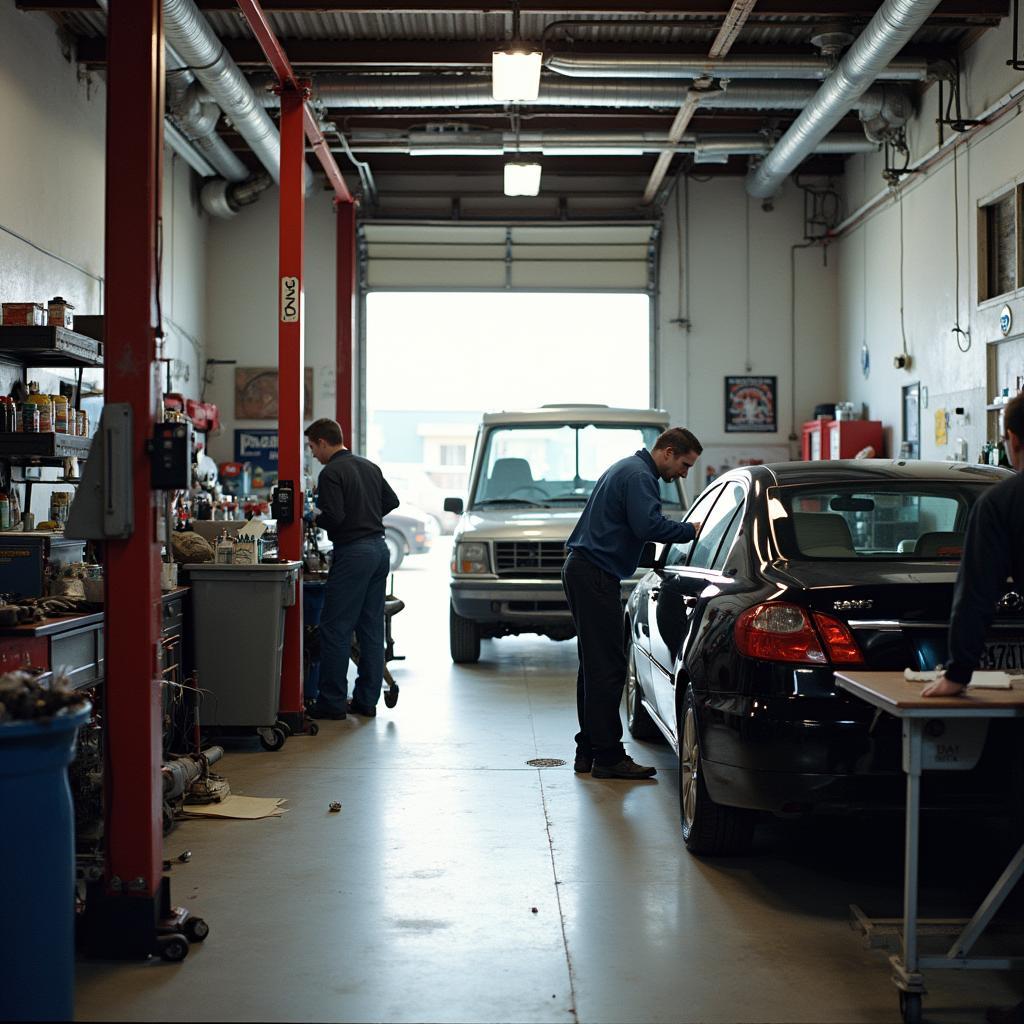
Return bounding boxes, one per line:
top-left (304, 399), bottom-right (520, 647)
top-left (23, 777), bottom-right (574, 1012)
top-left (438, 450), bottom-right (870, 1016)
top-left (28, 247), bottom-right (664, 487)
top-left (280, 276), bottom-right (300, 323)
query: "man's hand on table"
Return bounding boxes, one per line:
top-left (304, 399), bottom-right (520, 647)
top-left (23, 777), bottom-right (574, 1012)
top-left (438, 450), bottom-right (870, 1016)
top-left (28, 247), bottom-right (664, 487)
top-left (921, 674), bottom-right (967, 698)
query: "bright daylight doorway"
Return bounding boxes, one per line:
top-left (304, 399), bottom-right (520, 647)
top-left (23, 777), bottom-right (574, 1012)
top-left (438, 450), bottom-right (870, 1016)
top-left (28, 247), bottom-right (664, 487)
top-left (365, 290), bottom-right (652, 574)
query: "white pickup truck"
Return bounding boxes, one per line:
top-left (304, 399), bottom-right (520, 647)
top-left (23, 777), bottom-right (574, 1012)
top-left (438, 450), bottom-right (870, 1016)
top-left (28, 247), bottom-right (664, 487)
top-left (443, 405), bottom-right (687, 663)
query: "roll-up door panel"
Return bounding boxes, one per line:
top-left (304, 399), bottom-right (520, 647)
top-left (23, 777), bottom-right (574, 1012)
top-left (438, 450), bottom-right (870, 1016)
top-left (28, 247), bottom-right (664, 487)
top-left (363, 222), bottom-right (655, 291)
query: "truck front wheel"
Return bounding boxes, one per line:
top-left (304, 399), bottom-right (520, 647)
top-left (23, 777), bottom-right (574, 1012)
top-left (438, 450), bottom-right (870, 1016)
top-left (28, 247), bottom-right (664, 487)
top-left (450, 602), bottom-right (481, 663)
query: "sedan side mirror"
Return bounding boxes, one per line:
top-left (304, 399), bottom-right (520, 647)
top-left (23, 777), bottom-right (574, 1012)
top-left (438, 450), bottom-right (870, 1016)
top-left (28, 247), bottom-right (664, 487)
top-left (637, 541), bottom-right (657, 569)
top-left (444, 497), bottom-right (464, 515)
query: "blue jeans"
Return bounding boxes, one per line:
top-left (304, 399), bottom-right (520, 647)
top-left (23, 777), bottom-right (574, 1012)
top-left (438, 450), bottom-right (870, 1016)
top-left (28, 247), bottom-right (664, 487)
top-left (317, 537), bottom-right (390, 711)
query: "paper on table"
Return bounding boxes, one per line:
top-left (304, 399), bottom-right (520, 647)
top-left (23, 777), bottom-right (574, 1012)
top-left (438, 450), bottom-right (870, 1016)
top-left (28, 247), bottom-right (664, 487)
top-left (182, 796), bottom-right (287, 819)
top-left (902, 668), bottom-right (1014, 689)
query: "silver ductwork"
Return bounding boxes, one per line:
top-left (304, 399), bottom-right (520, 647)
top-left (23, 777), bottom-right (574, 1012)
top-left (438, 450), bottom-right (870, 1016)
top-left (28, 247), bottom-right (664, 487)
top-left (253, 74), bottom-right (907, 120)
top-left (200, 174), bottom-right (274, 219)
top-left (546, 52), bottom-right (932, 82)
top-left (163, 0), bottom-right (312, 192)
top-left (747, 0), bottom-right (944, 199)
top-left (341, 130), bottom-right (877, 159)
top-left (165, 52), bottom-right (248, 183)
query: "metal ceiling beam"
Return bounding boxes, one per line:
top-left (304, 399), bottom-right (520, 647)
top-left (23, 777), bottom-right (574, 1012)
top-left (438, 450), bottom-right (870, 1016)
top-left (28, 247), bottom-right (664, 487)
top-left (18, 0), bottom-right (1010, 15)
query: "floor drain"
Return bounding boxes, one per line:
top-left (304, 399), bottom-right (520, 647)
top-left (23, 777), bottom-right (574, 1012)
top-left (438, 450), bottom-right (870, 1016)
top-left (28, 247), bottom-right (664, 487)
top-left (526, 758), bottom-right (566, 768)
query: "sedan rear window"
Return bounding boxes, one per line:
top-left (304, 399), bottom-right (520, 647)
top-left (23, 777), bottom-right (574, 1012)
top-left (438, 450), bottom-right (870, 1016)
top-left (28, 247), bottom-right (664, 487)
top-left (774, 485), bottom-right (988, 559)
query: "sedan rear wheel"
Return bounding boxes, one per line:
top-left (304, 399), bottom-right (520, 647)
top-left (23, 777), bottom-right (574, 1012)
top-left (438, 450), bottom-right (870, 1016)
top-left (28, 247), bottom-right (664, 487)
top-left (679, 687), bottom-right (755, 856)
top-left (625, 644), bottom-right (660, 742)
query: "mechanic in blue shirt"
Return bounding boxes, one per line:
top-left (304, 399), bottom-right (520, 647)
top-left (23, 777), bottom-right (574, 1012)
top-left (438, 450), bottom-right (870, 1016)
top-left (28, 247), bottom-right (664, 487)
top-left (562, 427), bottom-right (704, 780)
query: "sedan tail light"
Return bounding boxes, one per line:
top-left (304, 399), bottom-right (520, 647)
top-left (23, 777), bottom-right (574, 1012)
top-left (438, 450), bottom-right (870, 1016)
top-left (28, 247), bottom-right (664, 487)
top-left (811, 612), bottom-right (864, 665)
top-left (735, 604), bottom-right (826, 664)
top-left (734, 603), bottom-right (865, 666)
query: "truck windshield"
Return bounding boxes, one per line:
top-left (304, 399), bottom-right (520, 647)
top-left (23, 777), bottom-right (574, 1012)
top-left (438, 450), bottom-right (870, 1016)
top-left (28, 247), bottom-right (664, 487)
top-left (472, 423), bottom-right (681, 508)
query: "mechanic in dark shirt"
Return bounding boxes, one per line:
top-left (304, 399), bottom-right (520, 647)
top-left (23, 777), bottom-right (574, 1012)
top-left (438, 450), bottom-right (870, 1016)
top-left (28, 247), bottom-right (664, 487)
top-left (304, 418), bottom-right (400, 720)
top-left (562, 427), bottom-right (704, 780)
top-left (924, 393), bottom-right (1024, 698)
top-left (922, 394), bottom-right (1024, 1024)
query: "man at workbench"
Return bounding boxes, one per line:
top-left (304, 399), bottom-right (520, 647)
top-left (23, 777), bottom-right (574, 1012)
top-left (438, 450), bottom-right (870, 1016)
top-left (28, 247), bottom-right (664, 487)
top-left (923, 393), bottom-right (1024, 1024)
top-left (304, 418), bottom-right (400, 720)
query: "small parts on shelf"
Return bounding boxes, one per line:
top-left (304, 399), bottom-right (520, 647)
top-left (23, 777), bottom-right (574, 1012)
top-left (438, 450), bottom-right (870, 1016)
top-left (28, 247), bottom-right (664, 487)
top-left (1, 302), bottom-right (46, 326)
top-left (0, 594), bottom-right (94, 627)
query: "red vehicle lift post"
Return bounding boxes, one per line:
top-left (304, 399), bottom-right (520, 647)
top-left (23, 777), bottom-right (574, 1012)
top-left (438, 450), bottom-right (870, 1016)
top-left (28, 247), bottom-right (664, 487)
top-left (235, 0), bottom-right (355, 729)
top-left (80, 0), bottom-right (202, 960)
top-left (336, 201), bottom-right (356, 447)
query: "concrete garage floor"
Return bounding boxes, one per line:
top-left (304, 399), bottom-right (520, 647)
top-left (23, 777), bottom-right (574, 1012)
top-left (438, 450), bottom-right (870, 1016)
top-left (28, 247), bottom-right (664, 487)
top-left (76, 543), bottom-right (1023, 1023)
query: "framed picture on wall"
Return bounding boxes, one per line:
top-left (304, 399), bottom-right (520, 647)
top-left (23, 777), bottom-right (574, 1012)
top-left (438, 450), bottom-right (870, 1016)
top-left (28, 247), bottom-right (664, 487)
top-left (235, 367), bottom-right (314, 420)
top-left (724, 375), bottom-right (777, 433)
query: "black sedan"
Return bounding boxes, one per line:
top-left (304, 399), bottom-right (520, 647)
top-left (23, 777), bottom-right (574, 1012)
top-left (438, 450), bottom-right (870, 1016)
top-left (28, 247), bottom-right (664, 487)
top-left (624, 460), bottom-right (1023, 855)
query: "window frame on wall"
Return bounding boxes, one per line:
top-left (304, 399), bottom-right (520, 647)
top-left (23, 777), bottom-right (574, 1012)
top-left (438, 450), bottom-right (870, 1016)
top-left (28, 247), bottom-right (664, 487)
top-left (977, 182), bottom-right (1024, 304)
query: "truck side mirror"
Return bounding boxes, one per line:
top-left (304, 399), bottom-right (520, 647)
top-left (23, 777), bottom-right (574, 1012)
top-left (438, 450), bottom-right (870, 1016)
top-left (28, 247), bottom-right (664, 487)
top-left (444, 497), bottom-right (464, 515)
top-left (637, 542), bottom-right (657, 569)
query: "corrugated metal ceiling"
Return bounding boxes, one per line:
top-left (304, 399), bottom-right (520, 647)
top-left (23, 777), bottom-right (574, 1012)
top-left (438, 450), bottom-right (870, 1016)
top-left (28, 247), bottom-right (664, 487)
top-left (61, 9), bottom-right (971, 48)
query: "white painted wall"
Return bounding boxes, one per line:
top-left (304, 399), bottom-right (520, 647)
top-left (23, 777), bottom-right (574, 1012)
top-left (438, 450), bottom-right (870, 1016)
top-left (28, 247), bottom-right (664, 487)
top-left (203, 188), bottom-right (340, 469)
top-left (655, 174), bottom-right (839, 493)
top-left (834, 15), bottom-right (1024, 464)
top-left (0, 5), bottom-right (209, 520)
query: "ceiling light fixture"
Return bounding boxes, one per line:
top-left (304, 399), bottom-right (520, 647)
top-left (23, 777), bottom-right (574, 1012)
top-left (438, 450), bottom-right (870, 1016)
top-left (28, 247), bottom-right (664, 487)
top-left (491, 3), bottom-right (541, 102)
top-left (503, 161), bottom-right (542, 196)
top-left (492, 49), bottom-right (542, 101)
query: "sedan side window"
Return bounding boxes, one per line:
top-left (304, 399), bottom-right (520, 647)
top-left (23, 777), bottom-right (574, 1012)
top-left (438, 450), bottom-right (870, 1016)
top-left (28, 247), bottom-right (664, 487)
top-left (689, 484), bottom-right (746, 570)
top-left (710, 503), bottom-right (745, 572)
top-left (664, 484), bottom-right (723, 567)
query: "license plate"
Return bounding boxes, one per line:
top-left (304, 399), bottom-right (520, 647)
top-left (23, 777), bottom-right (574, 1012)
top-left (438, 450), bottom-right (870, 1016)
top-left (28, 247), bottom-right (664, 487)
top-left (979, 641), bottom-right (1024, 670)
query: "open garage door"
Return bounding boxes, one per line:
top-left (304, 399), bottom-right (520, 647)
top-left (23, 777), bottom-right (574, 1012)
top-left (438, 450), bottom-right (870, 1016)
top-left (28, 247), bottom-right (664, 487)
top-left (362, 222), bottom-right (658, 291)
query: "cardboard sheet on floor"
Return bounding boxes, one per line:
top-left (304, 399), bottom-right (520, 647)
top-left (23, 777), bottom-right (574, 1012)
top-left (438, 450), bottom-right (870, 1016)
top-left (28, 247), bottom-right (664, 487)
top-left (182, 796), bottom-right (288, 819)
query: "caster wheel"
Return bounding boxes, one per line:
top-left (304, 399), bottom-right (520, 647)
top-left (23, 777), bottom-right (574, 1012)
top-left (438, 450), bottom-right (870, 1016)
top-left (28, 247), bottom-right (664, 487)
top-left (157, 933), bottom-right (189, 962)
top-left (184, 916), bottom-right (209, 943)
top-left (307, 721), bottom-right (320, 736)
top-left (899, 992), bottom-right (922, 1024)
top-left (276, 719), bottom-right (293, 737)
top-left (259, 726), bottom-right (286, 751)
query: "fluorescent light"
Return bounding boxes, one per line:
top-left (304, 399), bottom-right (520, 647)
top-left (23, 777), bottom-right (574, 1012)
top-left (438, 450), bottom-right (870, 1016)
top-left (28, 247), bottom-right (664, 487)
top-left (504, 162), bottom-right (542, 197)
top-left (492, 49), bottom-right (542, 102)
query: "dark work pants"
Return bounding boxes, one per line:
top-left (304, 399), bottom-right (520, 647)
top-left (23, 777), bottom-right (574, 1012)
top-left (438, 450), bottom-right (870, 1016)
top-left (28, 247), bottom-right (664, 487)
top-left (318, 536), bottom-right (390, 711)
top-left (561, 550), bottom-right (626, 766)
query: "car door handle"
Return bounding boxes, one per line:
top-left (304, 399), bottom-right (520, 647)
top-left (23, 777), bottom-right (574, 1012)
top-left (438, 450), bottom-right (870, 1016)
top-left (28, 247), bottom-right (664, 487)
top-left (682, 596), bottom-right (698, 608)
top-left (640, 623), bottom-right (649, 636)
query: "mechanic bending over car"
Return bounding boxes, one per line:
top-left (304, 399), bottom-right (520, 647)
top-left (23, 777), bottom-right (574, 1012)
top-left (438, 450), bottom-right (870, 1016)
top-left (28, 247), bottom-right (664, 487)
top-left (923, 393), bottom-right (1024, 1024)
top-left (562, 427), bottom-right (704, 780)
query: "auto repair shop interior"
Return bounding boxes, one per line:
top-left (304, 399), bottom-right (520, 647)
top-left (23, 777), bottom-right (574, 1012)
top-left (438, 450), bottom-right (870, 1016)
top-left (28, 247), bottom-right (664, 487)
top-left (2, 1), bottom-right (1024, 1022)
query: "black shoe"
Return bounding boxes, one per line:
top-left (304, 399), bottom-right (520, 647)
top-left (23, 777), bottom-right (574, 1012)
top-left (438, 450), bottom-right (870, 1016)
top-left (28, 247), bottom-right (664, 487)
top-left (347, 700), bottom-right (377, 718)
top-left (592, 756), bottom-right (657, 780)
top-left (574, 753), bottom-right (593, 773)
top-left (383, 682), bottom-right (399, 709)
top-left (306, 701), bottom-right (347, 721)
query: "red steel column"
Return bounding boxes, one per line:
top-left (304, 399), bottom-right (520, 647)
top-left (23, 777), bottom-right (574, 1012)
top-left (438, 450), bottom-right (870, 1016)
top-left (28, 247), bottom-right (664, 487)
top-left (103, 0), bottom-right (164, 899)
top-left (336, 201), bottom-right (356, 447)
top-left (277, 83), bottom-right (306, 717)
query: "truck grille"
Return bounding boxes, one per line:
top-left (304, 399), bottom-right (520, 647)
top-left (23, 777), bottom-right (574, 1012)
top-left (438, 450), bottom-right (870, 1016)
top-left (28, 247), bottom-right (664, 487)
top-left (494, 541), bottom-right (568, 575)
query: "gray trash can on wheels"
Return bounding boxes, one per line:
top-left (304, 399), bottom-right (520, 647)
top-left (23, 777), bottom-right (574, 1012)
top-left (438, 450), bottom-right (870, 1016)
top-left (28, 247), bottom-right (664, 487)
top-left (184, 560), bottom-right (301, 751)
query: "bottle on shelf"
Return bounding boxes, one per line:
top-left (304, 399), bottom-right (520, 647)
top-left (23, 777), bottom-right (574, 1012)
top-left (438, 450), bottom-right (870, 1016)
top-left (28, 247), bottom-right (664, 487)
top-left (52, 393), bottom-right (69, 434)
top-left (0, 489), bottom-right (9, 531)
top-left (24, 381), bottom-right (52, 432)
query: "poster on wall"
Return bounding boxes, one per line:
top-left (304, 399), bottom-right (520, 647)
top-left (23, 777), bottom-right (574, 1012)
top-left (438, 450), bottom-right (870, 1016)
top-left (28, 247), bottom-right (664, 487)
top-left (724, 375), bottom-right (777, 433)
top-left (235, 367), bottom-right (314, 420)
top-left (234, 428), bottom-right (279, 492)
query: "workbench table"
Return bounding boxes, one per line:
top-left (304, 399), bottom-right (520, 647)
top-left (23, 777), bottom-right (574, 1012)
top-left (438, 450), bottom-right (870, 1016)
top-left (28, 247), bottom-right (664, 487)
top-left (834, 670), bottom-right (1024, 1024)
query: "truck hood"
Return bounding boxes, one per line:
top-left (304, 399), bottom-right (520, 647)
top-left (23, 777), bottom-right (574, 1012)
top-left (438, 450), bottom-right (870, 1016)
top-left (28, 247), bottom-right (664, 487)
top-left (454, 508), bottom-right (583, 543)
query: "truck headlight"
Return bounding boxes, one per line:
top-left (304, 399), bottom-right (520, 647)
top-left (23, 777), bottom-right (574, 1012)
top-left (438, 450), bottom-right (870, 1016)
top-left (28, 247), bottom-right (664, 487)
top-left (453, 542), bottom-right (490, 574)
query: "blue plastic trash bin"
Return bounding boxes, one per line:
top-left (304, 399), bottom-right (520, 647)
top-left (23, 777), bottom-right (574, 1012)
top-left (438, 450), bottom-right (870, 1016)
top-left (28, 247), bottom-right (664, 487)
top-left (303, 579), bottom-right (327, 701)
top-left (0, 701), bottom-right (91, 1022)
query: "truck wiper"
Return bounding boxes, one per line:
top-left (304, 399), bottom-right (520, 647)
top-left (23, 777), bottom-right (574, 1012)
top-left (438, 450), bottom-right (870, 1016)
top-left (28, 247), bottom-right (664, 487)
top-left (545, 494), bottom-right (588, 503)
